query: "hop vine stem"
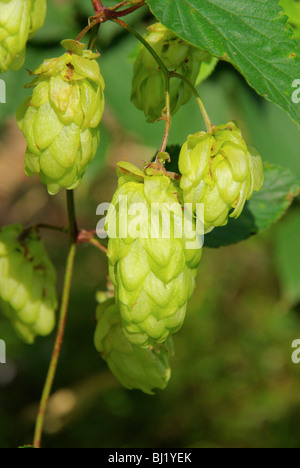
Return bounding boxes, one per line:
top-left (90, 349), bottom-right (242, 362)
top-left (158, 80), bottom-right (171, 154)
top-left (170, 72), bottom-right (213, 132)
top-left (111, 18), bottom-right (168, 75)
top-left (33, 191), bottom-right (78, 448)
top-left (92, 0), bottom-right (103, 13)
top-left (76, 1), bottom-right (146, 41)
top-left (88, 237), bottom-right (108, 254)
top-left (110, 1), bottom-right (132, 12)
top-left (109, 1), bottom-right (146, 18)
top-left (67, 190), bottom-right (79, 244)
top-left (35, 224), bottom-right (68, 234)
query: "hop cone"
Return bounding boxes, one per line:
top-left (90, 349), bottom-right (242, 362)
top-left (17, 39), bottom-right (105, 195)
top-left (94, 298), bottom-right (173, 394)
top-left (29, 0), bottom-right (47, 38)
top-left (0, 224), bottom-right (57, 344)
top-left (0, 0), bottom-right (47, 74)
top-left (106, 162), bottom-right (202, 348)
top-left (131, 22), bottom-right (210, 122)
top-left (179, 122), bottom-right (264, 233)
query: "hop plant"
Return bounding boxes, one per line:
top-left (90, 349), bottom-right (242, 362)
top-left (0, 0), bottom-right (47, 74)
top-left (17, 39), bottom-right (105, 195)
top-left (179, 121), bottom-right (264, 233)
top-left (0, 224), bottom-right (57, 344)
top-left (131, 22), bottom-right (211, 122)
top-left (94, 298), bottom-right (173, 394)
top-left (105, 162), bottom-right (203, 348)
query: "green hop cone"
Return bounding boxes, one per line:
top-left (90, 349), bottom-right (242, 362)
top-left (29, 0), bottom-right (47, 38)
top-left (94, 298), bottom-right (173, 394)
top-left (0, 0), bottom-right (47, 74)
top-left (0, 224), bottom-right (57, 344)
top-left (179, 121), bottom-right (264, 233)
top-left (106, 162), bottom-right (203, 348)
top-left (131, 22), bottom-right (211, 122)
top-left (0, 0), bottom-right (31, 73)
top-left (17, 39), bottom-right (105, 195)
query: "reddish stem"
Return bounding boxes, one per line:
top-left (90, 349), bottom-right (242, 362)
top-left (112, 1), bottom-right (146, 17)
top-left (110, 1), bottom-right (128, 11)
top-left (92, 0), bottom-right (103, 13)
top-left (88, 238), bottom-right (108, 254)
top-left (77, 1), bottom-right (146, 42)
top-left (158, 81), bottom-right (171, 154)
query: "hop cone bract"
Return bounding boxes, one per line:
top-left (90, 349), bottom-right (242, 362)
top-left (94, 298), bottom-right (173, 394)
top-left (179, 122), bottom-right (264, 232)
top-left (106, 162), bottom-right (202, 348)
top-left (131, 22), bottom-right (211, 122)
top-left (0, 0), bottom-right (47, 74)
top-left (0, 224), bottom-right (57, 343)
top-left (17, 40), bottom-right (105, 195)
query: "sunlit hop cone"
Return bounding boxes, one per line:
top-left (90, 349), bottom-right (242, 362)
top-left (131, 22), bottom-right (211, 122)
top-left (0, 0), bottom-right (47, 74)
top-left (17, 39), bottom-right (105, 195)
top-left (94, 298), bottom-right (173, 394)
top-left (105, 162), bottom-right (203, 348)
top-left (179, 122), bottom-right (264, 233)
top-left (0, 224), bottom-right (57, 344)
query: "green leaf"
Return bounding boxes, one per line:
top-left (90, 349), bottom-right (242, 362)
top-left (274, 210), bottom-right (300, 306)
top-left (205, 164), bottom-right (300, 248)
top-left (145, 0), bottom-right (300, 125)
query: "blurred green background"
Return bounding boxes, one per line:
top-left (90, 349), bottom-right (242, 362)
top-left (0, 0), bottom-right (300, 448)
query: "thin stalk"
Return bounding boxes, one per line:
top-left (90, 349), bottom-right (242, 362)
top-left (110, 1), bottom-right (129, 11)
top-left (20, 224), bottom-right (68, 242)
top-left (88, 23), bottom-right (100, 50)
top-left (112, 1), bottom-right (146, 17)
top-left (76, 20), bottom-right (100, 43)
top-left (32, 244), bottom-right (76, 448)
top-left (111, 18), bottom-right (169, 76)
top-left (158, 78), bottom-right (171, 154)
top-left (79, 2), bottom-right (146, 43)
top-left (170, 72), bottom-right (213, 132)
top-left (33, 190), bottom-right (78, 448)
top-left (67, 190), bottom-right (78, 243)
top-left (88, 237), bottom-right (108, 254)
top-left (36, 224), bottom-right (68, 234)
top-left (92, 0), bottom-right (103, 13)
